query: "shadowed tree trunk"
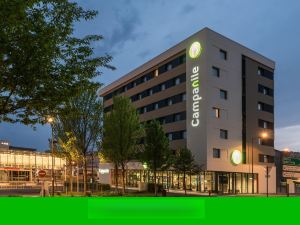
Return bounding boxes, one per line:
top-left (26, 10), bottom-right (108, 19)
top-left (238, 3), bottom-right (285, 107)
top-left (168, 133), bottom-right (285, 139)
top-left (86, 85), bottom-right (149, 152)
top-left (154, 169), bottom-right (157, 196)
top-left (121, 163), bottom-right (126, 194)
top-left (114, 164), bottom-right (119, 193)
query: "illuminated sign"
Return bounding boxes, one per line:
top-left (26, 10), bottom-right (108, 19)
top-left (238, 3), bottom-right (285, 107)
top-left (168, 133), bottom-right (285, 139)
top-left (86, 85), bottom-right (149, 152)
top-left (189, 41), bottom-right (202, 59)
top-left (231, 150), bottom-right (242, 165)
top-left (191, 65), bottom-right (202, 127)
top-left (99, 169), bottom-right (109, 174)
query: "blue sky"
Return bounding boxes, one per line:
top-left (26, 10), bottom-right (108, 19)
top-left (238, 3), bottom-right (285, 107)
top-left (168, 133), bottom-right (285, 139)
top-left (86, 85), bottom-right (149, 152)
top-left (1, 0), bottom-right (300, 151)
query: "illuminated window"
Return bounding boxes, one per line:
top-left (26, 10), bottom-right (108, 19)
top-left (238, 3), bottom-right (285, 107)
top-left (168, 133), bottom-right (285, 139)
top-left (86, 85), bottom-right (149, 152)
top-left (213, 107), bottom-right (221, 118)
top-left (155, 69), bottom-right (159, 77)
top-left (258, 103), bottom-right (262, 111)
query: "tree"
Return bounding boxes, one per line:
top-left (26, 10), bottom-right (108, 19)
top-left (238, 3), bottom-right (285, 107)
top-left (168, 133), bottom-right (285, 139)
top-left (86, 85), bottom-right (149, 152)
top-left (143, 120), bottom-right (170, 196)
top-left (102, 96), bottom-right (143, 194)
top-left (53, 85), bottom-right (103, 195)
top-left (55, 132), bottom-right (80, 193)
top-left (0, 0), bottom-right (114, 124)
top-left (173, 148), bottom-right (195, 195)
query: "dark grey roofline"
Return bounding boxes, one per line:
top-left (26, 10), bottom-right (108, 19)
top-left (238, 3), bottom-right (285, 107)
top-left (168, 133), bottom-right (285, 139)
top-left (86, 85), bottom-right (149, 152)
top-left (9, 146), bottom-right (37, 152)
top-left (99, 27), bottom-right (275, 96)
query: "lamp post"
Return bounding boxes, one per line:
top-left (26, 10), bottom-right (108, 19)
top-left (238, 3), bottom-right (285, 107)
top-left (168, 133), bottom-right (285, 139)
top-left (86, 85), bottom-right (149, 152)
top-left (47, 116), bottom-right (55, 197)
top-left (251, 132), bottom-right (268, 194)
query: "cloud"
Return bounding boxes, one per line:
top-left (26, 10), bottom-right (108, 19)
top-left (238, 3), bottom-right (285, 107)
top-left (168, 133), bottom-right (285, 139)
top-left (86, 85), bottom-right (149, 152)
top-left (180, 4), bottom-right (195, 14)
top-left (97, 2), bottom-right (142, 56)
top-left (276, 125), bottom-right (300, 151)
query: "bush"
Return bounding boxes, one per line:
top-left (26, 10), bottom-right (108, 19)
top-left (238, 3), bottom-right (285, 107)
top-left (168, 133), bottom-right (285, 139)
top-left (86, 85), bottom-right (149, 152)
top-left (147, 183), bottom-right (163, 193)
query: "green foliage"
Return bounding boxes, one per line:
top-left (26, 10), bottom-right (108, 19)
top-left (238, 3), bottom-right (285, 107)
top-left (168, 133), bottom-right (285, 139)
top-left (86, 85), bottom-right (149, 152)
top-left (55, 132), bottom-right (80, 163)
top-left (173, 148), bottom-right (195, 173)
top-left (102, 96), bottom-right (143, 165)
top-left (0, 0), bottom-right (114, 124)
top-left (53, 85), bottom-right (103, 194)
top-left (53, 85), bottom-right (103, 158)
top-left (173, 147), bottom-right (196, 194)
top-left (102, 96), bottom-right (144, 192)
top-left (143, 120), bottom-right (170, 172)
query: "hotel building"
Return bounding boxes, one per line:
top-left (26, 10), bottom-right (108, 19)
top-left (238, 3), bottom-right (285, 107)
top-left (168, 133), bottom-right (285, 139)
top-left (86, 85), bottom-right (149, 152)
top-left (99, 28), bottom-right (276, 194)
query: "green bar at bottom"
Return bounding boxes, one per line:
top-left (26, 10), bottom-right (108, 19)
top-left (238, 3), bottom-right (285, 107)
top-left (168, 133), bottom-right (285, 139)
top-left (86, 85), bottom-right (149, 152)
top-left (88, 197), bottom-right (205, 221)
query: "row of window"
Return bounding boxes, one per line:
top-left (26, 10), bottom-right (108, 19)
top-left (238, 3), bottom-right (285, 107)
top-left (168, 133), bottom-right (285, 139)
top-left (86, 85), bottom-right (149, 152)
top-left (103, 54), bottom-right (186, 101)
top-left (137, 93), bottom-right (186, 114)
top-left (258, 67), bottom-right (274, 80)
top-left (258, 84), bottom-right (273, 97)
top-left (131, 73), bottom-right (186, 102)
top-left (212, 149), bottom-right (275, 163)
top-left (258, 119), bottom-right (274, 130)
top-left (212, 108), bottom-right (273, 130)
top-left (258, 102), bottom-right (274, 113)
top-left (166, 130), bottom-right (186, 141)
top-left (258, 137), bottom-right (274, 147)
top-left (157, 111), bottom-right (186, 125)
top-left (259, 154), bottom-right (275, 163)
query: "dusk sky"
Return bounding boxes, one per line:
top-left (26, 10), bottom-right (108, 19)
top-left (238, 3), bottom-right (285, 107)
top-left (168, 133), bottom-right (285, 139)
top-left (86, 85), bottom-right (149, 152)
top-left (1, 0), bottom-right (300, 151)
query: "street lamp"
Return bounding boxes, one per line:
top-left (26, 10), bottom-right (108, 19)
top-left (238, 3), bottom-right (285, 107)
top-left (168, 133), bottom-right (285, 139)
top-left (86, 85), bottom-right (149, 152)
top-left (47, 116), bottom-right (55, 197)
top-left (251, 132), bottom-right (268, 194)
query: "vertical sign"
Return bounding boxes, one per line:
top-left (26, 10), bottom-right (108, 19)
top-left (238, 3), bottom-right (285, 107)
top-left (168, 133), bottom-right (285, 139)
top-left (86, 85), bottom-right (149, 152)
top-left (186, 40), bottom-right (204, 165)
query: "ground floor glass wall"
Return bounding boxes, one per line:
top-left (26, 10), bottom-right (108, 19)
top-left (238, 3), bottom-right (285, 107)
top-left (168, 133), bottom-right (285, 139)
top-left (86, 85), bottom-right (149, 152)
top-left (111, 170), bottom-right (258, 194)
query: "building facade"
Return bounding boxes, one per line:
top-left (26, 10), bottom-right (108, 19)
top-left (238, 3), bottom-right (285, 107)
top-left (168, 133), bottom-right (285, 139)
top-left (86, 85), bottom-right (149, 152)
top-left (0, 140), bottom-right (65, 185)
top-left (99, 28), bottom-right (276, 194)
top-left (275, 150), bottom-right (300, 194)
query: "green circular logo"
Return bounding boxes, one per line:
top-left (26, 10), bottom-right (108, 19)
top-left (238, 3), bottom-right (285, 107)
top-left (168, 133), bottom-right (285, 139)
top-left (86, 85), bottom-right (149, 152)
top-left (231, 150), bottom-right (242, 165)
top-left (189, 41), bottom-right (202, 59)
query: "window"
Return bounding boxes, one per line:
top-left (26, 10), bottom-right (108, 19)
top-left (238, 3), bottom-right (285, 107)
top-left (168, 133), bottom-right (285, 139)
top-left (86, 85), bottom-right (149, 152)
top-left (220, 89), bottom-right (228, 100)
top-left (168, 133), bottom-right (173, 141)
top-left (167, 64), bottom-right (173, 71)
top-left (220, 129), bottom-right (228, 139)
top-left (183, 131), bottom-right (187, 139)
top-left (213, 148), bottom-right (221, 158)
top-left (257, 102), bottom-right (274, 113)
top-left (212, 66), bottom-right (220, 77)
top-left (149, 89), bottom-right (153, 96)
top-left (161, 84), bottom-right (166, 91)
top-left (213, 107), bottom-right (221, 118)
top-left (175, 77), bottom-right (180, 85)
top-left (258, 138), bottom-right (274, 147)
top-left (258, 102), bottom-right (262, 111)
top-left (258, 84), bottom-right (273, 97)
top-left (182, 93), bottom-right (186, 101)
top-left (259, 154), bottom-right (275, 163)
top-left (220, 49), bottom-right (227, 60)
top-left (155, 69), bottom-right (159, 77)
top-left (258, 119), bottom-right (274, 129)
top-left (154, 103), bottom-right (159, 110)
top-left (258, 67), bottom-right (274, 80)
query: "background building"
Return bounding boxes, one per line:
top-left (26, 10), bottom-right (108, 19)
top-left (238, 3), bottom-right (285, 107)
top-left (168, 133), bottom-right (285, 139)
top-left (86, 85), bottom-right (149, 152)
top-left (0, 140), bottom-right (65, 185)
top-left (275, 149), bottom-right (300, 194)
top-left (99, 28), bottom-right (276, 194)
